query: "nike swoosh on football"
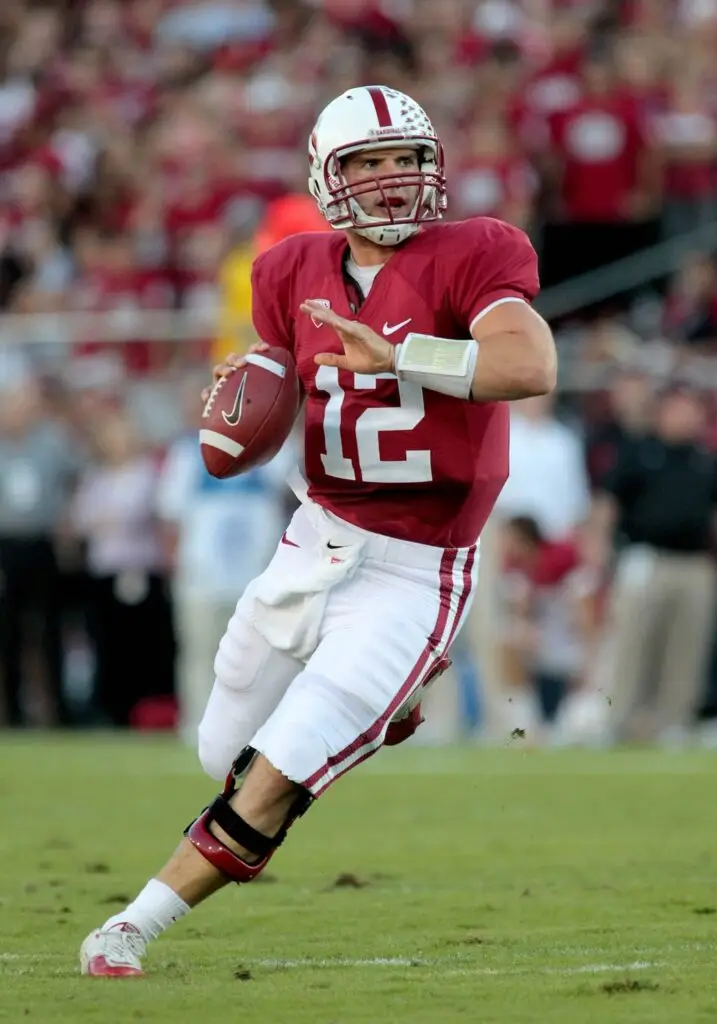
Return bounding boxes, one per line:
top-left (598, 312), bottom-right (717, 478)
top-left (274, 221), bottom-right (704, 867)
top-left (221, 372), bottom-right (247, 428)
top-left (382, 318), bottom-right (412, 336)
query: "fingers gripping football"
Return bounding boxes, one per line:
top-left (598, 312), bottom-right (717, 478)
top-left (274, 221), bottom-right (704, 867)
top-left (201, 343), bottom-right (270, 404)
top-left (199, 346), bottom-right (301, 478)
top-left (300, 300), bottom-right (395, 376)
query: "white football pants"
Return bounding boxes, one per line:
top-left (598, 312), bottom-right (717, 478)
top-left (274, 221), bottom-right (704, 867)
top-left (198, 496), bottom-right (478, 796)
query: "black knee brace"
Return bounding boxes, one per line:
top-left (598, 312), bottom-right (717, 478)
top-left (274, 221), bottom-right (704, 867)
top-left (185, 747), bottom-right (313, 883)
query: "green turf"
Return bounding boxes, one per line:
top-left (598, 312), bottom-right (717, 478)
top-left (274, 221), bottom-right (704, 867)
top-left (1, 734), bottom-right (716, 1023)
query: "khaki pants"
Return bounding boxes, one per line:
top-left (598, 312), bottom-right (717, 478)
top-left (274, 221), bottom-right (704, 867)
top-left (453, 515), bottom-right (521, 739)
top-left (602, 547), bottom-right (716, 740)
top-left (173, 585), bottom-right (239, 745)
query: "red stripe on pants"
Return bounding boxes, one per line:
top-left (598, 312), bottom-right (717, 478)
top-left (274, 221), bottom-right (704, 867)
top-left (303, 547), bottom-right (473, 795)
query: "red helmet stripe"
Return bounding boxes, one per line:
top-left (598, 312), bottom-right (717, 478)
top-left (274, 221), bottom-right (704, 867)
top-left (366, 86), bottom-right (392, 127)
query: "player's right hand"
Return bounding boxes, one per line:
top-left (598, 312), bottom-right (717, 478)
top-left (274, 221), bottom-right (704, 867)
top-left (300, 300), bottom-right (394, 375)
top-left (201, 343), bottom-right (269, 403)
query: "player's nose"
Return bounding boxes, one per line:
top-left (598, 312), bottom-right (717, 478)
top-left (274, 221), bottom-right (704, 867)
top-left (384, 159), bottom-right (409, 178)
top-left (383, 171), bottom-right (410, 192)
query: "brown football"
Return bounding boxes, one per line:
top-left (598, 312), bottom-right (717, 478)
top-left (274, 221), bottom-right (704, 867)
top-left (199, 348), bottom-right (301, 478)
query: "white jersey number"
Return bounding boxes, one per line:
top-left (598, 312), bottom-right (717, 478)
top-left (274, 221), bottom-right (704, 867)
top-left (316, 365), bottom-right (432, 483)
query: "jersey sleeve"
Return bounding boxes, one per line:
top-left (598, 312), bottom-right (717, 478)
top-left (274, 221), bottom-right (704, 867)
top-left (447, 219), bottom-right (540, 333)
top-left (250, 247), bottom-right (294, 351)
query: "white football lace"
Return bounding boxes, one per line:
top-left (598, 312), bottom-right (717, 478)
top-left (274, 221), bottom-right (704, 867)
top-left (202, 373), bottom-right (229, 417)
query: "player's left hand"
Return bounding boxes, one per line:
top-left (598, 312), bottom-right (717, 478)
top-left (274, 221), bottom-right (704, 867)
top-left (301, 300), bottom-right (395, 375)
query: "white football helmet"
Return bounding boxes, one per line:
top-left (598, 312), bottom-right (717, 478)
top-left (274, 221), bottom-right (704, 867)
top-left (308, 85), bottom-right (447, 246)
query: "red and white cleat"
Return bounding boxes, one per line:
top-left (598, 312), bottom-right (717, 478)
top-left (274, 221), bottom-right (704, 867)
top-left (80, 922), bottom-right (146, 977)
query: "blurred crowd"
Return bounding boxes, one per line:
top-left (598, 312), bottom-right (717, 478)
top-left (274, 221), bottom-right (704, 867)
top-left (0, 370), bottom-right (300, 732)
top-left (2, 0), bottom-right (717, 744)
top-left (3, 0), bottom-right (717, 362)
top-left (482, 381), bottom-right (717, 749)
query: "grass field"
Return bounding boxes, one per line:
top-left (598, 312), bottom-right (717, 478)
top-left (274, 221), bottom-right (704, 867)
top-left (1, 734), bottom-right (716, 1023)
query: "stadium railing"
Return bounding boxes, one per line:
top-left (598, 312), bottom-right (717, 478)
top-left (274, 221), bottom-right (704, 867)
top-left (535, 218), bottom-right (717, 321)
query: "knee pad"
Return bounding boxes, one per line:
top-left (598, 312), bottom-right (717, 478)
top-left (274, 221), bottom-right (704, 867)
top-left (197, 721), bottom-right (235, 783)
top-left (185, 747), bottom-right (313, 883)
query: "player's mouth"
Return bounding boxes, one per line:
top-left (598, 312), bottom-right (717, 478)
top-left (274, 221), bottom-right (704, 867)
top-left (377, 196), bottom-right (409, 214)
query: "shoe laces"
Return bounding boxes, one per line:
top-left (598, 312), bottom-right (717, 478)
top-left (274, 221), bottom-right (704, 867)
top-left (102, 924), bottom-right (145, 964)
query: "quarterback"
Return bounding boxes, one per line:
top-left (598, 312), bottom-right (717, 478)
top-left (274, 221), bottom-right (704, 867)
top-left (80, 85), bottom-right (556, 976)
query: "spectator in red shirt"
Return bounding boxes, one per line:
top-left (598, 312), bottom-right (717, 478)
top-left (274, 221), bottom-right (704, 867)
top-left (652, 72), bottom-right (717, 239)
top-left (549, 42), bottom-right (657, 222)
top-left (541, 39), bottom-right (662, 309)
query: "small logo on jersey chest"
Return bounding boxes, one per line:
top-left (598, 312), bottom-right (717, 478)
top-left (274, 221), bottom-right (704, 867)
top-left (383, 318), bottom-right (412, 336)
top-left (309, 298), bottom-right (331, 328)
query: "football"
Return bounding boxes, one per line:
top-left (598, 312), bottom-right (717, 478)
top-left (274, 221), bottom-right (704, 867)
top-left (199, 347), bottom-right (301, 478)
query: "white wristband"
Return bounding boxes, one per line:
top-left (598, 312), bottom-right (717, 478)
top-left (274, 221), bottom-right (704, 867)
top-left (394, 333), bottom-right (479, 400)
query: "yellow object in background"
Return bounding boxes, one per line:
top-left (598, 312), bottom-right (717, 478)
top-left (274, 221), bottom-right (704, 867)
top-left (214, 243), bottom-right (255, 363)
top-left (212, 194), bottom-right (331, 365)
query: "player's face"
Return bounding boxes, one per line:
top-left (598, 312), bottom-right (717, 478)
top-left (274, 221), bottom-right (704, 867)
top-left (341, 147), bottom-right (420, 220)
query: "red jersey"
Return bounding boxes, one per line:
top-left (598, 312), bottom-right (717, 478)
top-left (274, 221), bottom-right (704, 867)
top-left (251, 218), bottom-right (540, 547)
top-left (550, 95), bottom-right (648, 221)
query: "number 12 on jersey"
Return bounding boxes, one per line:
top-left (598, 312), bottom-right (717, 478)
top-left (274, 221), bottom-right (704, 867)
top-left (316, 365), bottom-right (432, 483)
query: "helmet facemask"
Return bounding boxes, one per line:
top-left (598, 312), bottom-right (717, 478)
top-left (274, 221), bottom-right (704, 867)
top-left (310, 137), bottom-right (447, 246)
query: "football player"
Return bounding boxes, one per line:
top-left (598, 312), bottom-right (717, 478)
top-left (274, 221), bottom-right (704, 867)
top-left (80, 85), bottom-right (556, 976)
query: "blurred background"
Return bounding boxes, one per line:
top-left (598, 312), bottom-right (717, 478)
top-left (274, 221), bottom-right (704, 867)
top-left (2, 0), bottom-right (717, 750)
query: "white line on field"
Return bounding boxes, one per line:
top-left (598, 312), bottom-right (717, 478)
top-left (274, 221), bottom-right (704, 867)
top-left (251, 957), bottom-right (422, 967)
top-left (452, 961), bottom-right (663, 978)
top-left (0, 952), bottom-right (664, 978)
top-left (244, 957), bottom-right (663, 977)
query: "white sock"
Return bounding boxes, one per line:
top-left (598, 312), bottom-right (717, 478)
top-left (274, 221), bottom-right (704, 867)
top-left (103, 879), bottom-right (190, 942)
